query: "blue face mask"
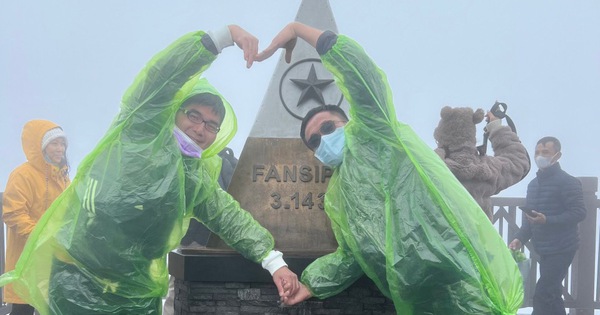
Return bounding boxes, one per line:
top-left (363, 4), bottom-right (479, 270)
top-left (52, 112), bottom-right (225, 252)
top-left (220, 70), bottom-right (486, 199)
top-left (173, 126), bottom-right (203, 158)
top-left (314, 127), bottom-right (345, 167)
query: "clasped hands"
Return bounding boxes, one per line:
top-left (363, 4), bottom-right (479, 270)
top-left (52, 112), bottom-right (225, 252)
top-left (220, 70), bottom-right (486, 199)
top-left (273, 267), bottom-right (312, 306)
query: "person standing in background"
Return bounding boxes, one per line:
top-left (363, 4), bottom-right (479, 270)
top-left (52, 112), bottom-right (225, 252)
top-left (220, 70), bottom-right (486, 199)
top-left (509, 136), bottom-right (586, 315)
top-left (3, 120), bottom-right (70, 315)
top-left (433, 105), bottom-right (530, 220)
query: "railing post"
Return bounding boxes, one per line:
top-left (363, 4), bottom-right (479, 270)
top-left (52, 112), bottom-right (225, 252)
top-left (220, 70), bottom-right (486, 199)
top-left (1, 192), bottom-right (5, 304)
top-left (1, 191), bottom-right (11, 314)
top-left (570, 177), bottom-right (598, 315)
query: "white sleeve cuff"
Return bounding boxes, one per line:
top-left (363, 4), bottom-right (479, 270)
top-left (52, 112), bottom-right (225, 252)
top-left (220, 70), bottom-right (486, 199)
top-left (485, 119), bottom-right (502, 135)
top-left (261, 250), bottom-right (287, 276)
top-left (207, 25), bottom-right (234, 53)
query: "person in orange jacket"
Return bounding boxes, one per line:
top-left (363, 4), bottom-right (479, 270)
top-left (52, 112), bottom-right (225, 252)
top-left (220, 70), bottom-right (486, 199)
top-left (2, 120), bottom-right (70, 315)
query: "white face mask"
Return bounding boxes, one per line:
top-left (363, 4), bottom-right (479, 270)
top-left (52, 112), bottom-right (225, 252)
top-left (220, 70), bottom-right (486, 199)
top-left (534, 152), bottom-right (557, 169)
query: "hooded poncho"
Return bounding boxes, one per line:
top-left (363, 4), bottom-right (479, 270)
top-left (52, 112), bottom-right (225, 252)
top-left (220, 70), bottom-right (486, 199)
top-left (2, 120), bottom-right (70, 304)
top-left (300, 32), bottom-right (523, 315)
top-left (0, 31), bottom-right (275, 315)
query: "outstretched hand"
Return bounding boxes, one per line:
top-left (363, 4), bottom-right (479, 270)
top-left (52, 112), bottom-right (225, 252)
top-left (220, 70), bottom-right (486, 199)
top-left (256, 22), bottom-right (323, 64)
top-left (228, 22), bottom-right (323, 67)
top-left (272, 266), bottom-right (299, 299)
top-left (255, 23), bottom-right (298, 63)
top-left (228, 25), bottom-right (259, 68)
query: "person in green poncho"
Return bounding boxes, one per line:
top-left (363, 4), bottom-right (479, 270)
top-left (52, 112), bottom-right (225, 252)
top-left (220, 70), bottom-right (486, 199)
top-left (256, 22), bottom-right (523, 314)
top-left (0, 25), bottom-right (298, 315)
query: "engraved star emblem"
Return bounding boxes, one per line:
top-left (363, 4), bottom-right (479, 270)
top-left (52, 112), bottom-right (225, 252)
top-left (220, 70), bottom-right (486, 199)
top-left (290, 64), bottom-right (334, 107)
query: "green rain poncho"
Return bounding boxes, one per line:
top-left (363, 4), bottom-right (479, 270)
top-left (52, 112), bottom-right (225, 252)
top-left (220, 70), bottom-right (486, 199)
top-left (300, 32), bottom-right (523, 314)
top-left (0, 31), bottom-right (275, 314)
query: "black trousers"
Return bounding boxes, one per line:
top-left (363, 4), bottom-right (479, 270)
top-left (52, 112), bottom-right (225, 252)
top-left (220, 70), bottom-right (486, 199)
top-left (532, 250), bottom-right (577, 315)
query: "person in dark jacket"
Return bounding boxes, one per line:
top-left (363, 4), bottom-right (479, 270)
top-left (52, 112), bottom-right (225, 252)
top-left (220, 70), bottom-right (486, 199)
top-left (509, 136), bottom-right (586, 315)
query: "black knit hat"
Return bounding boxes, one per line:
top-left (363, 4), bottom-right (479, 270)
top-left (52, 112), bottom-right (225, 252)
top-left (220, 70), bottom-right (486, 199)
top-left (300, 105), bottom-right (349, 148)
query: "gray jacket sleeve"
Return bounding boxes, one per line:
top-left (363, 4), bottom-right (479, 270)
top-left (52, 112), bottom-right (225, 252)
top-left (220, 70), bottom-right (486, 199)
top-left (486, 120), bottom-right (531, 194)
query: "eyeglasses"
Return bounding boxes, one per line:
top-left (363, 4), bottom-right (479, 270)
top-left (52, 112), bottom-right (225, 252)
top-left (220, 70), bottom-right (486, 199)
top-left (306, 120), bottom-right (346, 150)
top-left (180, 109), bottom-right (221, 134)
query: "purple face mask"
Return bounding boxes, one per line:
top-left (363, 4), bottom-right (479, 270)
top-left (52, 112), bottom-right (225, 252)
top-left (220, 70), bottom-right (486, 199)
top-left (173, 126), bottom-right (203, 158)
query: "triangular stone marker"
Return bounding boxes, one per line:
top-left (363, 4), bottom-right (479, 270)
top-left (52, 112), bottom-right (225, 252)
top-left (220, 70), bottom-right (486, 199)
top-left (206, 0), bottom-right (348, 254)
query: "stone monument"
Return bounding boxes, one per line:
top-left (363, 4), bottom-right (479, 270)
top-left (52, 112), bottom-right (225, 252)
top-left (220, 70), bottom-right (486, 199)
top-left (169, 1), bottom-right (396, 313)
top-left (204, 0), bottom-right (346, 254)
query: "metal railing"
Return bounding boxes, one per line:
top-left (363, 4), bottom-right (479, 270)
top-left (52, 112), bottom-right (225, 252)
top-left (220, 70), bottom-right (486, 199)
top-left (0, 192), bottom-right (10, 314)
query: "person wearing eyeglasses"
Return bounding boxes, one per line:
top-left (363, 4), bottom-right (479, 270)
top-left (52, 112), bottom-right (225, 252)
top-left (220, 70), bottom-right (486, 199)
top-left (163, 93), bottom-right (240, 315)
top-left (255, 22), bottom-right (523, 314)
top-left (0, 25), bottom-right (298, 314)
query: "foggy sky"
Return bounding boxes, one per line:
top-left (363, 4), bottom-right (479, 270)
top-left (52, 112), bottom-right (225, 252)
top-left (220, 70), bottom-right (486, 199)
top-left (1, 0), bottom-right (599, 197)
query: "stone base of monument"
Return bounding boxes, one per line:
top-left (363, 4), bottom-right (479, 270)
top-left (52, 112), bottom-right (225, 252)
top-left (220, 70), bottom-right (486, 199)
top-left (169, 248), bottom-right (396, 314)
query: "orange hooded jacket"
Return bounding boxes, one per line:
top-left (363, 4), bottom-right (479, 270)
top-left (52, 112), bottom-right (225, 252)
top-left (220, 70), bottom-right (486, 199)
top-left (2, 120), bottom-right (70, 303)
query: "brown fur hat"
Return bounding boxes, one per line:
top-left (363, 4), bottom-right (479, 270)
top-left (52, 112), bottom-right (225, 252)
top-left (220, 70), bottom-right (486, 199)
top-left (434, 106), bottom-right (485, 148)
